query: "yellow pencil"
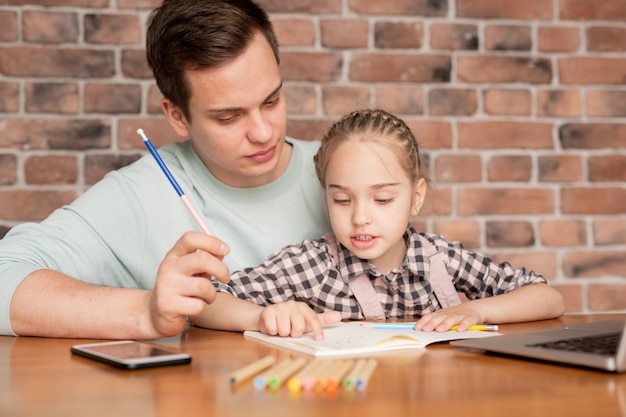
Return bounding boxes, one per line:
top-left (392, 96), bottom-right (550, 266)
top-left (228, 355), bottom-right (276, 385)
top-left (287, 359), bottom-right (319, 393)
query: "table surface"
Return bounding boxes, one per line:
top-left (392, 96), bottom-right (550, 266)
top-left (3, 314), bottom-right (626, 417)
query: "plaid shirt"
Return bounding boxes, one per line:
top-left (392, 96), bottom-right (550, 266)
top-left (216, 226), bottom-right (548, 319)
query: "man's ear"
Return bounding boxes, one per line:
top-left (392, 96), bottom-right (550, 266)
top-left (411, 178), bottom-right (428, 216)
top-left (162, 98), bottom-right (190, 137)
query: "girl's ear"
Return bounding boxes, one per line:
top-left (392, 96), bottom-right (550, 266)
top-left (162, 98), bottom-right (191, 138)
top-left (411, 178), bottom-right (428, 216)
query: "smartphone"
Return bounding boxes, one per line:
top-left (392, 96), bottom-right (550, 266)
top-left (71, 340), bottom-right (192, 370)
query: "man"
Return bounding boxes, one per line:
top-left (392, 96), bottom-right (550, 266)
top-left (0, 0), bottom-right (332, 338)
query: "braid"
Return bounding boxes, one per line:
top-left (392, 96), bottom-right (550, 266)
top-left (314, 108), bottom-right (423, 186)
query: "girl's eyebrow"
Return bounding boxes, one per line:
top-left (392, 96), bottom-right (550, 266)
top-left (328, 183), bottom-right (400, 190)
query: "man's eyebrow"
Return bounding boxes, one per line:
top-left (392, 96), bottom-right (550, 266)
top-left (206, 81), bottom-right (283, 114)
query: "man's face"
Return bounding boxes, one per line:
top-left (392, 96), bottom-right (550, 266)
top-left (163, 32), bottom-right (289, 188)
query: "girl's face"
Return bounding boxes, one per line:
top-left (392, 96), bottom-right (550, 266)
top-left (325, 140), bottom-right (426, 273)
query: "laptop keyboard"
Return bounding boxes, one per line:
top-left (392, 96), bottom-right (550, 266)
top-left (527, 333), bottom-right (620, 356)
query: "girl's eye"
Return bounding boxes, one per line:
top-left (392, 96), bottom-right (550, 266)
top-left (375, 198), bottom-right (393, 204)
top-left (333, 198), bottom-right (350, 205)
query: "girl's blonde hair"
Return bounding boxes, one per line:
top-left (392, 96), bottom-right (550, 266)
top-left (314, 108), bottom-right (423, 187)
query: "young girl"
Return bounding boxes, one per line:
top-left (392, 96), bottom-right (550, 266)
top-left (196, 109), bottom-right (564, 340)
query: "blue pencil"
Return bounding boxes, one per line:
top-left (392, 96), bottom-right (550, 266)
top-left (137, 128), bottom-right (212, 235)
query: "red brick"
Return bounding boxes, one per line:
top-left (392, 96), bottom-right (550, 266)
top-left (2, 0), bottom-right (106, 5)
top-left (116, 0), bottom-right (157, 8)
top-left (589, 284), bottom-right (626, 311)
top-left (539, 219), bottom-right (587, 247)
top-left (321, 86), bottom-right (370, 115)
top-left (594, 218), bottom-right (626, 245)
top-left (25, 82), bottom-right (79, 114)
top-left (84, 83), bottom-right (141, 114)
top-left (458, 121), bottom-right (553, 149)
top-left (0, 190), bottom-right (79, 221)
top-left (459, 188), bottom-right (554, 215)
top-left (84, 13), bottom-right (142, 44)
top-left (147, 84), bottom-right (163, 115)
top-left (284, 85), bottom-right (317, 115)
top-left (374, 21), bottom-right (423, 49)
top-left (84, 153), bottom-right (141, 184)
top-left (430, 23), bottom-right (478, 51)
top-left (351, 53), bottom-right (451, 82)
top-left (559, 123), bottom-right (626, 149)
top-left (0, 82), bottom-right (19, 112)
top-left (553, 284), bottom-right (584, 312)
top-left (537, 89), bottom-right (581, 117)
top-left (587, 90), bottom-right (626, 118)
top-left (118, 118), bottom-right (186, 149)
top-left (560, 0), bottom-right (626, 21)
top-left (484, 25), bottom-right (532, 51)
top-left (564, 250), bottom-right (626, 278)
top-left (433, 220), bottom-right (481, 249)
top-left (562, 187), bottom-right (626, 214)
top-left (405, 120), bottom-right (452, 149)
top-left (428, 88), bottom-right (477, 116)
top-left (375, 86), bottom-right (424, 115)
top-left (24, 155), bottom-right (78, 184)
top-left (0, 154), bottom-right (17, 185)
top-left (23, 11), bottom-right (78, 43)
top-left (489, 252), bottom-right (557, 280)
top-left (538, 26), bottom-right (580, 52)
top-left (349, 0), bottom-right (447, 16)
top-left (0, 47), bottom-right (114, 77)
top-left (587, 27), bottom-right (626, 52)
top-left (419, 186), bottom-right (452, 216)
top-left (0, 118), bottom-right (110, 150)
top-left (257, 0), bottom-right (341, 13)
top-left (280, 52), bottom-right (343, 82)
top-left (0, 11), bottom-right (17, 42)
top-left (320, 19), bottom-right (368, 48)
top-left (588, 155), bottom-right (626, 182)
top-left (457, 0), bottom-right (553, 19)
top-left (274, 18), bottom-right (315, 47)
top-left (486, 221), bottom-right (534, 248)
top-left (121, 49), bottom-right (152, 79)
top-left (559, 57), bottom-right (626, 84)
top-left (538, 155), bottom-right (583, 182)
top-left (286, 119), bottom-right (330, 142)
top-left (487, 155), bottom-right (531, 182)
top-left (458, 56), bottom-right (551, 84)
top-left (435, 154), bottom-right (482, 183)
top-left (483, 89), bottom-right (531, 116)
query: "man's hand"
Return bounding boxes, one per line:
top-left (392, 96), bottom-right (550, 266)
top-left (148, 231), bottom-right (230, 337)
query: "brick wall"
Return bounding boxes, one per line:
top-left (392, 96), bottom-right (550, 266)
top-left (0, 0), bottom-right (624, 313)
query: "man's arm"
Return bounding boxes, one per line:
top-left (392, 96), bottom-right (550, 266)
top-left (10, 232), bottom-right (231, 339)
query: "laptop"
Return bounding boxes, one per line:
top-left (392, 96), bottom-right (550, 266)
top-left (450, 320), bottom-right (626, 372)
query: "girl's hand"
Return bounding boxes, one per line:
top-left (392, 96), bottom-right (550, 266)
top-left (257, 301), bottom-right (342, 341)
top-left (413, 303), bottom-right (483, 332)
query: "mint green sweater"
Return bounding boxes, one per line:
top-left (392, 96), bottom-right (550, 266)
top-left (0, 138), bottom-right (330, 335)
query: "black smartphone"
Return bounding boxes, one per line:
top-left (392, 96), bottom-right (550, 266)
top-left (71, 340), bottom-right (192, 370)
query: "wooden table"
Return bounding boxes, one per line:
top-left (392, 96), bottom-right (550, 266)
top-left (2, 314), bottom-right (626, 417)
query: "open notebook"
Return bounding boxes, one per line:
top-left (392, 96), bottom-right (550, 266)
top-left (451, 320), bottom-right (626, 372)
top-left (243, 321), bottom-right (499, 358)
